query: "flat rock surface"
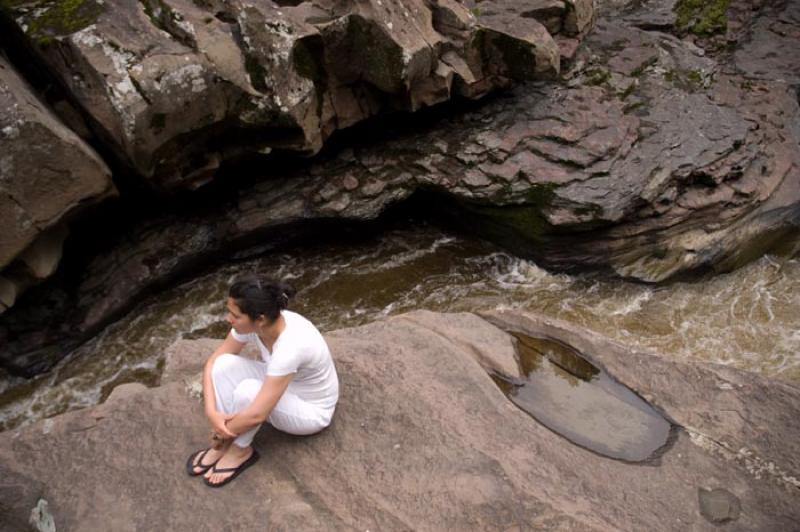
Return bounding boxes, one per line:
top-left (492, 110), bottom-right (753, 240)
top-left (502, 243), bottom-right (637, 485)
top-left (1, 310), bottom-right (797, 531)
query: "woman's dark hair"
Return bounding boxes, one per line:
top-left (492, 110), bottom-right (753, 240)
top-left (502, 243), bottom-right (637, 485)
top-left (228, 275), bottom-right (296, 322)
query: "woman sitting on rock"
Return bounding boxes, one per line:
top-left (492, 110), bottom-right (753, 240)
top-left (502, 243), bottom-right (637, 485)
top-left (186, 275), bottom-right (339, 487)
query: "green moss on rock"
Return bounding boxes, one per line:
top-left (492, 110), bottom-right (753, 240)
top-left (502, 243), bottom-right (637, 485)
top-left (630, 56), bottom-right (658, 77)
top-left (663, 68), bottom-right (705, 92)
top-left (456, 184), bottom-right (558, 247)
top-left (5, 0), bottom-right (105, 45)
top-left (623, 101), bottom-right (645, 114)
top-left (140, 0), bottom-right (174, 33)
top-left (584, 68), bottom-right (610, 86)
top-left (686, 69), bottom-right (703, 85)
top-left (674, 0), bottom-right (731, 36)
top-left (618, 82), bottom-right (636, 100)
top-left (0, 0), bottom-right (32, 8)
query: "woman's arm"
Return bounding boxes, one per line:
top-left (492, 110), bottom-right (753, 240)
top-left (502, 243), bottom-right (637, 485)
top-left (224, 373), bottom-right (294, 436)
top-left (202, 330), bottom-right (246, 422)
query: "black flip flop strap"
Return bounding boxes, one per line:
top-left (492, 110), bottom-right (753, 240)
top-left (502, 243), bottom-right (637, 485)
top-left (211, 466), bottom-right (241, 473)
top-left (213, 453), bottom-right (255, 473)
top-left (193, 448), bottom-right (218, 469)
top-left (196, 449), bottom-right (211, 465)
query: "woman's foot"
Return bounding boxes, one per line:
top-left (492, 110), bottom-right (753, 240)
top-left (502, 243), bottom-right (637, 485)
top-left (188, 441), bottom-right (231, 475)
top-left (203, 444), bottom-right (254, 486)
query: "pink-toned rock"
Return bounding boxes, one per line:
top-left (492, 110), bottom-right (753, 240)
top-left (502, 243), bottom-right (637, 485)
top-left (1, 310), bottom-right (797, 530)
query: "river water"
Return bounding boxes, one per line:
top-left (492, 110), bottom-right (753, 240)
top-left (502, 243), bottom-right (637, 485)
top-left (1, 222), bottom-right (798, 431)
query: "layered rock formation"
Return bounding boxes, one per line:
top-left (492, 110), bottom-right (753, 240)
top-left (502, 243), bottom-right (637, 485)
top-left (0, 0), bottom-right (591, 315)
top-left (1, 0), bottom-right (590, 189)
top-left (2, 0), bottom-right (800, 378)
top-left (1, 310), bottom-right (798, 530)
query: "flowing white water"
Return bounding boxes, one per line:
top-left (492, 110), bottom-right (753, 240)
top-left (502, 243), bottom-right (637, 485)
top-left (1, 224), bottom-right (798, 431)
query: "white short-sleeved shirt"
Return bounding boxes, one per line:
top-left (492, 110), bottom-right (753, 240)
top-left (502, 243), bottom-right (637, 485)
top-left (230, 310), bottom-right (339, 411)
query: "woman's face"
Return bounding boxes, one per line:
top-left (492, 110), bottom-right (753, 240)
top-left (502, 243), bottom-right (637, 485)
top-left (226, 297), bottom-right (257, 333)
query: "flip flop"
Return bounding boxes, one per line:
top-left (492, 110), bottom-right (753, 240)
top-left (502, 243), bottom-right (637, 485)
top-left (203, 449), bottom-right (260, 488)
top-left (186, 448), bottom-right (220, 477)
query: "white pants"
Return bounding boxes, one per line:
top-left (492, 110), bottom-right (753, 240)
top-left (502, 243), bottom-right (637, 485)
top-left (211, 353), bottom-right (331, 447)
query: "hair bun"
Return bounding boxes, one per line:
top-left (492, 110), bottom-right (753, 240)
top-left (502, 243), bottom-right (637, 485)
top-left (277, 282), bottom-right (295, 309)
top-left (229, 275), bottom-right (295, 322)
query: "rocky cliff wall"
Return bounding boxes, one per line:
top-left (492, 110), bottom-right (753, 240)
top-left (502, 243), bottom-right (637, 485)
top-left (2, 0), bottom-right (800, 378)
top-left (0, 0), bottom-right (592, 312)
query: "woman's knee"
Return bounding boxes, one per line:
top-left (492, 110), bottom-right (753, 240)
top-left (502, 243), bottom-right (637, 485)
top-left (232, 378), bottom-right (262, 409)
top-left (268, 402), bottom-right (330, 436)
top-left (268, 412), bottom-right (322, 436)
top-left (211, 353), bottom-right (239, 378)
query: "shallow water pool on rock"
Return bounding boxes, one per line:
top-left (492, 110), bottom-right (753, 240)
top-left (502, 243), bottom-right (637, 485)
top-left (494, 333), bottom-right (673, 462)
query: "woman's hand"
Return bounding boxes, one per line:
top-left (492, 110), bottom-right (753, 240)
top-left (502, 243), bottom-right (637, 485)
top-left (206, 409), bottom-right (237, 439)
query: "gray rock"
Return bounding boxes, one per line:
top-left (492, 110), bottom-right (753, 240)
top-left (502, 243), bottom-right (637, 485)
top-left (698, 487), bottom-right (741, 524)
top-left (0, 310), bottom-right (798, 530)
top-left (0, 0), bottom-right (595, 320)
top-left (621, 0), bottom-right (678, 30)
top-left (733, 0), bottom-right (800, 86)
top-left (2, 0), bottom-right (799, 377)
top-left (0, 463), bottom-right (47, 532)
top-left (0, 54), bottom-right (116, 311)
top-left (1, 0), bottom-right (581, 190)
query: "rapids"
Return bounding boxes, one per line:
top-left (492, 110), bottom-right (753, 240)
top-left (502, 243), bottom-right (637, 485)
top-left (1, 223), bottom-right (798, 431)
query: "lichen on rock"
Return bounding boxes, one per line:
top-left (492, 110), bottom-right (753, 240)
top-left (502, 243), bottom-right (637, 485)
top-left (4, 0), bottom-right (106, 45)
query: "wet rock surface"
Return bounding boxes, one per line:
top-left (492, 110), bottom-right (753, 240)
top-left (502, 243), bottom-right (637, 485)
top-left (698, 487), bottom-right (742, 525)
top-left (495, 333), bottom-right (673, 462)
top-left (1, 310), bottom-right (798, 530)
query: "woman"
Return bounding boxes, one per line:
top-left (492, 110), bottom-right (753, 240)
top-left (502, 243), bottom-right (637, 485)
top-left (186, 275), bottom-right (339, 487)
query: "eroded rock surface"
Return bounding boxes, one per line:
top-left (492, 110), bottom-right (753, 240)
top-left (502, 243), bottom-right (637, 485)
top-left (2, 0), bottom-right (800, 377)
top-left (1, 310), bottom-right (797, 530)
top-left (0, 0), bottom-right (592, 315)
top-left (1, 0), bottom-right (579, 190)
top-left (0, 54), bottom-right (116, 312)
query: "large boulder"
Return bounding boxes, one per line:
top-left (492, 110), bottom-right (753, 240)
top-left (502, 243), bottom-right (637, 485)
top-left (0, 0), bottom-right (578, 191)
top-left (0, 53), bottom-right (116, 314)
top-left (0, 0), bottom-right (589, 318)
top-left (0, 310), bottom-right (797, 530)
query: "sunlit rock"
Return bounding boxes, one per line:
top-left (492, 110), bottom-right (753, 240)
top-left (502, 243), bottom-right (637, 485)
top-left (1, 310), bottom-right (797, 530)
top-left (1, 0), bottom-right (584, 189)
